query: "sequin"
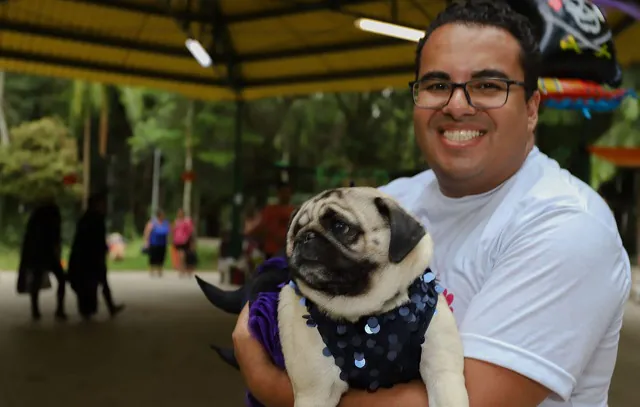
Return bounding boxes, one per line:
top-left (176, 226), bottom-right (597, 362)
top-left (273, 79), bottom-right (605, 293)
top-left (364, 324), bottom-right (380, 335)
top-left (399, 307), bottom-right (410, 317)
top-left (387, 350), bottom-right (398, 361)
top-left (435, 284), bottom-right (444, 294)
top-left (410, 294), bottom-right (422, 304)
top-left (322, 347), bottom-right (332, 357)
top-left (299, 297), bottom-right (306, 306)
top-left (288, 280), bottom-right (296, 288)
top-left (407, 314), bottom-right (417, 323)
top-left (306, 319), bottom-right (317, 328)
top-left (335, 356), bottom-right (345, 367)
top-left (337, 340), bottom-right (348, 349)
top-left (354, 352), bottom-right (365, 361)
top-left (369, 381), bottom-right (380, 391)
top-left (367, 317), bottom-right (379, 328)
top-left (427, 297), bottom-right (437, 307)
top-left (340, 371), bottom-right (348, 381)
top-left (337, 325), bottom-right (347, 335)
top-left (388, 333), bottom-right (398, 344)
top-left (422, 272), bottom-right (435, 283)
top-left (355, 358), bottom-right (366, 368)
top-left (366, 339), bottom-right (376, 349)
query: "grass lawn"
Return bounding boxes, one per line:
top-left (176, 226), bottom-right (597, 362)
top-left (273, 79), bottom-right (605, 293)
top-left (0, 238), bottom-right (218, 272)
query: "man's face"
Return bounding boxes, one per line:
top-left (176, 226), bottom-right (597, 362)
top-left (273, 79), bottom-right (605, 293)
top-left (413, 23), bottom-right (540, 196)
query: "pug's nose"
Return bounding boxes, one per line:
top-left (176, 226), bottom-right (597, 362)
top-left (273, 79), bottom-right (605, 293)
top-left (296, 231), bottom-right (320, 261)
top-left (302, 231), bottom-right (317, 243)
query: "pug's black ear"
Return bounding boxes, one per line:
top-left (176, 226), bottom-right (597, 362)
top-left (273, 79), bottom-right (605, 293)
top-left (374, 197), bottom-right (426, 264)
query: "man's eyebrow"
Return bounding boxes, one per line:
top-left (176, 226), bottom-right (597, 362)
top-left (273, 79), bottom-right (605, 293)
top-left (471, 69), bottom-right (509, 79)
top-left (418, 71), bottom-right (450, 81)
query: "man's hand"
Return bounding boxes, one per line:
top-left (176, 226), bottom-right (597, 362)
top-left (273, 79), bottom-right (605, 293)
top-left (232, 304), bottom-right (294, 407)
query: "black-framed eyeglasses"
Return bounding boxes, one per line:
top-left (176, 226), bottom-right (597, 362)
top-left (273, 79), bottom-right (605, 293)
top-left (408, 78), bottom-right (526, 110)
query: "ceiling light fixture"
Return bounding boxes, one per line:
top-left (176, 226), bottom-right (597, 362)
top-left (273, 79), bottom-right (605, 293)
top-left (354, 18), bottom-right (424, 43)
top-left (185, 38), bottom-right (212, 68)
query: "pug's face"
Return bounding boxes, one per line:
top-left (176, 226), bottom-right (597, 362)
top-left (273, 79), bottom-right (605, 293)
top-left (286, 187), bottom-right (432, 307)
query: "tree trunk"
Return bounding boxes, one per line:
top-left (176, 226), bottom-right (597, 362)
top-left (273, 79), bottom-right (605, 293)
top-left (99, 90), bottom-right (109, 157)
top-left (82, 114), bottom-right (92, 210)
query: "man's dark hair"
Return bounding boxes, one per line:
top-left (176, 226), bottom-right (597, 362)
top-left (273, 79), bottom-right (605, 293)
top-left (415, 0), bottom-right (541, 100)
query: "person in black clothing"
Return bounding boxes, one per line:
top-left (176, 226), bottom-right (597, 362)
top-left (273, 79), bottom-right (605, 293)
top-left (67, 192), bottom-right (124, 320)
top-left (16, 198), bottom-right (67, 321)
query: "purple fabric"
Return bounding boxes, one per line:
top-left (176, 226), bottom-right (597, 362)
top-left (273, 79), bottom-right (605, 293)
top-left (248, 291), bottom-right (285, 369)
top-left (245, 257), bottom-right (289, 407)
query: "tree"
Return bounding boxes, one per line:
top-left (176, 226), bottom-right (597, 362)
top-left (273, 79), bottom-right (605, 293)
top-left (0, 117), bottom-right (81, 202)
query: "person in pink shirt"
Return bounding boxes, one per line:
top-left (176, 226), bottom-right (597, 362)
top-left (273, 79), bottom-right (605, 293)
top-left (172, 208), bottom-right (195, 278)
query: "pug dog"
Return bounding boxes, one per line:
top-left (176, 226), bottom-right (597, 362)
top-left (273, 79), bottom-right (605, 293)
top-left (198, 186), bottom-right (468, 407)
top-left (282, 187), bottom-right (468, 407)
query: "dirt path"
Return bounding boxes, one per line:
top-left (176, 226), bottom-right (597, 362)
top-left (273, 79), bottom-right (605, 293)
top-left (0, 271), bottom-right (639, 407)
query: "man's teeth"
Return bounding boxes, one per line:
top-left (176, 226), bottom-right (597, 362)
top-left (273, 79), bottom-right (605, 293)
top-left (442, 130), bottom-right (482, 142)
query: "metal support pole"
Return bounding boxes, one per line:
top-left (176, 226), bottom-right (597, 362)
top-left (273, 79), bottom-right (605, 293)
top-left (151, 148), bottom-right (162, 216)
top-left (183, 100), bottom-right (194, 216)
top-left (230, 99), bottom-right (244, 258)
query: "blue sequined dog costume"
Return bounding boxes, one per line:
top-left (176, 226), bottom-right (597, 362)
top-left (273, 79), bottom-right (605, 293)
top-left (292, 268), bottom-right (442, 392)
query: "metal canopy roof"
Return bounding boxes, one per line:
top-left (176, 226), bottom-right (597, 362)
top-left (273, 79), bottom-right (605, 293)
top-left (0, 0), bottom-right (638, 101)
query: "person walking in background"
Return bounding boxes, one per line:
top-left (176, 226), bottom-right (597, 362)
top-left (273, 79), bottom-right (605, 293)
top-left (143, 209), bottom-right (170, 277)
top-left (67, 192), bottom-right (124, 320)
top-left (172, 208), bottom-right (195, 278)
top-left (17, 197), bottom-right (67, 322)
top-left (245, 181), bottom-right (296, 259)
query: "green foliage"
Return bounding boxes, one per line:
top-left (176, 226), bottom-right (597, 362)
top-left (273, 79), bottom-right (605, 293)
top-left (590, 67), bottom-right (640, 190)
top-left (3, 73), bottom-right (71, 127)
top-left (0, 117), bottom-right (81, 202)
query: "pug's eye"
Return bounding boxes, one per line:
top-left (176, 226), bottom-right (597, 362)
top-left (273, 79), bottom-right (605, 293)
top-left (332, 220), bottom-right (349, 234)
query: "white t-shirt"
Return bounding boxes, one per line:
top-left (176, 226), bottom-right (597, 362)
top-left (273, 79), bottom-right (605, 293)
top-left (379, 146), bottom-right (631, 407)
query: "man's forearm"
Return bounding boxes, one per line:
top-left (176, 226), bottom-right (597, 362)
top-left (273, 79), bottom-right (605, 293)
top-left (245, 364), bottom-right (294, 407)
top-left (339, 381), bottom-right (429, 407)
top-left (235, 335), bottom-right (294, 407)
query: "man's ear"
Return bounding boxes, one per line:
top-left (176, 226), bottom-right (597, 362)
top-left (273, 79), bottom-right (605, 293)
top-left (527, 90), bottom-right (541, 135)
top-left (374, 197), bottom-right (426, 264)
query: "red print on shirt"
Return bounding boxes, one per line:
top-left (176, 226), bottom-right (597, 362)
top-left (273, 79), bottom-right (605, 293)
top-left (443, 288), bottom-right (455, 312)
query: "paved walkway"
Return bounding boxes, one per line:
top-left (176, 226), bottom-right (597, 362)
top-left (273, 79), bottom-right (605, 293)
top-left (0, 271), bottom-right (639, 407)
top-left (0, 271), bottom-right (245, 407)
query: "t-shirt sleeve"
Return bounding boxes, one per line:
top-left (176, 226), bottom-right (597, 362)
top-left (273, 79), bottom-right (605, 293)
top-left (459, 209), bottom-right (631, 401)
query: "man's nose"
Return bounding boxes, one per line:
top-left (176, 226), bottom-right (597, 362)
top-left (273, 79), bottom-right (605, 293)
top-left (442, 87), bottom-right (476, 118)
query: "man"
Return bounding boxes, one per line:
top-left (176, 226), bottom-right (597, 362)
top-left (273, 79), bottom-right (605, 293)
top-left (68, 192), bottom-right (125, 320)
top-left (17, 198), bottom-right (67, 321)
top-left (230, 1), bottom-right (631, 406)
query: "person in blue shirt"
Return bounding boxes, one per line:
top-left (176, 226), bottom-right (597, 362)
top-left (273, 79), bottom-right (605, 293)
top-left (144, 209), bottom-right (171, 278)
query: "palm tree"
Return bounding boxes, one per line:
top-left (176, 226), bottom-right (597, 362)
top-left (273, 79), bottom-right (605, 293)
top-left (69, 80), bottom-right (110, 208)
